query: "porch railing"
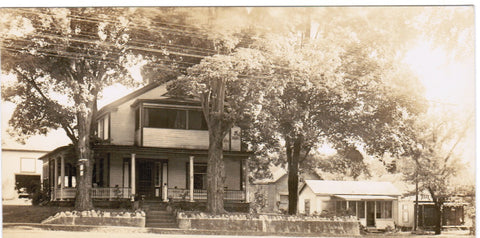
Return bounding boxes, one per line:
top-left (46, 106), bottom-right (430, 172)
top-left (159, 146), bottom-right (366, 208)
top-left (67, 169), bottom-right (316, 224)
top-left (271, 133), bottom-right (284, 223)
top-left (167, 188), bottom-right (245, 201)
top-left (52, 187), bottom-right (131, 200)
top-left (52, 187), bottom-right (244, 202)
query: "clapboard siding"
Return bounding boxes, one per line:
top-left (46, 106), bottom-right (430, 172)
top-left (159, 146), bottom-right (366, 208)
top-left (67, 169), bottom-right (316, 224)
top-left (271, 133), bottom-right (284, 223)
top-left (142, 128), bottom-right (241, 151)
top-left (109, 85), bottom-right (167, 145)
top-left (143, 128), bottom-right (209, 149)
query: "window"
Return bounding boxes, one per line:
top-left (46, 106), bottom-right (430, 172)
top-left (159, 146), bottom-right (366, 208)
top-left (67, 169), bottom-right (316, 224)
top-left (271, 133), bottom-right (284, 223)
top-left (135, 108), bottom-right (140, 130)
top-left (188, 110), bottom-right (208, 130)
top-left (376, 201), bottom-right (393, 219)
top-left (97, 119), bottom-right (104, 139)
top-left (20, 158), bottom-right (36, 172)
top-left (143, 108), bottom-right (208, 130)
top-left (348, 201), bottom-right (357, 216)
top-left (186, 163), bottom-right (207, 189)
top-left (336, 201), bottom-right (347, 215)
top-left (358, 201), bottom-right (365, 218)
top-left (93, 157), bottom-right (109, 187)
top-left (145, 108), bottom-right (186, 129)
top-left (96, 114), bottom-right (109, 140)
top-left (305, 199), bottom-right (311, 214)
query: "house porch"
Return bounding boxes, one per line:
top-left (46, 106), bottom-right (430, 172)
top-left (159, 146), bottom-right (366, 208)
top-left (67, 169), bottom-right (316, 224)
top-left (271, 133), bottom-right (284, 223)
top-left (46, 145), bottom-right (250, 203)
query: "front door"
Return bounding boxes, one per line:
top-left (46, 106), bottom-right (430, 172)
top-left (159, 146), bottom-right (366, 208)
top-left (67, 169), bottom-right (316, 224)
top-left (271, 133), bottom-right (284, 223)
top-left (367, 201), bottom-right (375, 227)
top-left (137, 160), bottom-right (154, 198)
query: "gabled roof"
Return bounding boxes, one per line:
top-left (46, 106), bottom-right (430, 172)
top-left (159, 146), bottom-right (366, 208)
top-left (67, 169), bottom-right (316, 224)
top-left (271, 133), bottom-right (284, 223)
top-left (302, 180), bottom-right (402, 196)
top-left (96, 82), bottom-right (163, 117)
top-left (130, 97), bottom-right (201, 108)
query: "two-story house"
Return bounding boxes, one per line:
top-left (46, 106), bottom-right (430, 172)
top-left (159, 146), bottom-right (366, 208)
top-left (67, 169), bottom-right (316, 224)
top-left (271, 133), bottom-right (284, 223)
top-left (39, 83), bottom-right (250, 204)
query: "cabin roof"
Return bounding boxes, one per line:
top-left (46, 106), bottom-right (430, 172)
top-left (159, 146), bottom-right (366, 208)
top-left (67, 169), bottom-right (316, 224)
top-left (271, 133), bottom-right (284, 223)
top-left (303, 180), bottom-right (402, 196)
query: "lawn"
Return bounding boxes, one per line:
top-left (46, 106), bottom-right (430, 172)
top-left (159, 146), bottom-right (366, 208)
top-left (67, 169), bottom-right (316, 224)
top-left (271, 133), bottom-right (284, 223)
top-left (3, 205), bottom-right (72, 223)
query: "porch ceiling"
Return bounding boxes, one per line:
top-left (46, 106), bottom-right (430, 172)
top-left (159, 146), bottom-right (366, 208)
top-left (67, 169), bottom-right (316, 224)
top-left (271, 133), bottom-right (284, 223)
top-left (92, 144), bottom-right (251, 158)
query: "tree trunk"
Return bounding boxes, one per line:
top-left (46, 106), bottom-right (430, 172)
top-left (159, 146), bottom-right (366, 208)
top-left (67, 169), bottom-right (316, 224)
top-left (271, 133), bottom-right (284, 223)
top-left (74, 102), bottom-right (95, 211)
top-left (287, 137), bottom-right (302, 215)
top-left (205, 77), bottom-right (227, 214)
top-left (434, 202), bottom-right (442, 235)
top-left (206, 121), bottom-right (226, 214)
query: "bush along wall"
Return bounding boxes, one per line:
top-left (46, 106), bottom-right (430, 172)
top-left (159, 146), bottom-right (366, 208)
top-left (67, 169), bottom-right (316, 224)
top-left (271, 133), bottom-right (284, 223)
top-left (176, 212), bottom-right (360, 236)
top-left (41, 210), bottom-right (146, 227)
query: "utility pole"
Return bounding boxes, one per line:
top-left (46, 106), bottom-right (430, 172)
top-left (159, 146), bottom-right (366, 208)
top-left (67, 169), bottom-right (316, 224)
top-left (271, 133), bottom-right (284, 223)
top-left (414, 172), bottom-right (418, 231)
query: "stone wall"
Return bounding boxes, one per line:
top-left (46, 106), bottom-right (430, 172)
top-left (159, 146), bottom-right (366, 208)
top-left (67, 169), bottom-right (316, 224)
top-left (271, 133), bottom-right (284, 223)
top-left (42, 210), bottom-right (145, 227)
top-left (177, 213), bottom-right (360, 236)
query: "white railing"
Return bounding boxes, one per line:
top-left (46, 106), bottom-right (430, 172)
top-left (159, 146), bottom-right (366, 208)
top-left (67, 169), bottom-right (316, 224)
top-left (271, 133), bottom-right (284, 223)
top-left (52, 187), bottom-right (244, 201)
top-left (167, 188), bottom-right (245, 201)
top-left (53, 187), bottom-right (131, 200)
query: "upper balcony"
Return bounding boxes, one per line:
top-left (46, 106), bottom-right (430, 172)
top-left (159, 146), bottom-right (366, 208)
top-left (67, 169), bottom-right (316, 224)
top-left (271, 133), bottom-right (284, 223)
top-left (132, 99), bottom-right (242, 151)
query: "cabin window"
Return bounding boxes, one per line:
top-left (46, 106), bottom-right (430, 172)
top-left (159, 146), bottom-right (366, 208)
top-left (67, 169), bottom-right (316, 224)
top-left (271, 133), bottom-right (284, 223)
top-left (304, 199), bottom-right (311, 214)
top-left (376, 201), bottom-right (392, 219)
top-left (335, 201), bottom-right (347, 215)
top-left (348, 201), bottom-right (357, 216)
top-left (358, 201), bottom-right (366, 218)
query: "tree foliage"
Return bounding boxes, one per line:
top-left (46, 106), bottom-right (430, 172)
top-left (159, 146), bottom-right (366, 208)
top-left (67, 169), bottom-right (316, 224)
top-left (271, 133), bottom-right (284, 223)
top-left (167, 48), bottom-right (268, 214)
top-left (398, 110), bottom-right (473, 234)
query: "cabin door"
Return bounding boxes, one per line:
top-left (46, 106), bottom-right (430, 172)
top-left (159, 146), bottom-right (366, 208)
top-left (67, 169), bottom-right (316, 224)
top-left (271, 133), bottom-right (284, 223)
top-left (366, 201), bottom-right (376, 227)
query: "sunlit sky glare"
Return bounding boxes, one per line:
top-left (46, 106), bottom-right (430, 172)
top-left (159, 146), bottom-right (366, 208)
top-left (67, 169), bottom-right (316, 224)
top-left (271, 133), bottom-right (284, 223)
top-left (403, 40), bottom-right (475, 111)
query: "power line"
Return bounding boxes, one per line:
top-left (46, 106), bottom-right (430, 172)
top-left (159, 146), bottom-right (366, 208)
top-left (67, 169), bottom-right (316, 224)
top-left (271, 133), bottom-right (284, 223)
top-left (2, 46), bottom-right (191, 73)
top-left (3, 37), bottom-right (199, 67)
top-left (1, 15), bottom-right (216, 56)
top-left (14, 8), bottom-right (213, 40)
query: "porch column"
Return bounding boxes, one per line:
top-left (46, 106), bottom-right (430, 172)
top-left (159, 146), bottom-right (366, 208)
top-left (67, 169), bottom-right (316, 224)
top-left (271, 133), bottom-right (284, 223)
top-left (60, 156), bottom-right (65, 200)
top-left (189, 155), bottom-right (194, 202)
top-left (243, 158), bottom-right (250, 203)
top-left (131, 153), bottom-right (136, 199)
top-left (54, 157), bottom-right (58, 200)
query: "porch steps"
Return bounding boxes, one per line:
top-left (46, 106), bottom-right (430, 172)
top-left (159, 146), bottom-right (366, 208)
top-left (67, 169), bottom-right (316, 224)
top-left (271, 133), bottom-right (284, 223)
top-left (146, 211), bottom-right (178, 228)
top-left (144, 201), bottom-right (178, 228)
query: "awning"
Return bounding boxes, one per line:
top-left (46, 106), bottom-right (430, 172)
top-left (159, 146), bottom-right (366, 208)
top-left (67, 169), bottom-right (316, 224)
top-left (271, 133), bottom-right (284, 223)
top-left (333, 195), bottom-right (397, 201)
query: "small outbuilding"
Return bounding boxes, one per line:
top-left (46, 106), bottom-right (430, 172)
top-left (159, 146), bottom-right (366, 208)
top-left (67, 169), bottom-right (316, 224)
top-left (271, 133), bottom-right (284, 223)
top-left (298, 180), bottom-right (402, 230)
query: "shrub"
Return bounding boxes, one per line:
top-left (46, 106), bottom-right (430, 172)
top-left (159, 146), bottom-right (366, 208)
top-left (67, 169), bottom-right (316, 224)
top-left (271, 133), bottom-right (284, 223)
top-left (31, 189), bottom-right (49, 206)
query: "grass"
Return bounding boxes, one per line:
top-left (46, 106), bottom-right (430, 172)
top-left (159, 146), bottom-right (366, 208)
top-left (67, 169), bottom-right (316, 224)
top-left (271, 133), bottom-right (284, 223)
top-left (2, 205), bottom-right (72, 223)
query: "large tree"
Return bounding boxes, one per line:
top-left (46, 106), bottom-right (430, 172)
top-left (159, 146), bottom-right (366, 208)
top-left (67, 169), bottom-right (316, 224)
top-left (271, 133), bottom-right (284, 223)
top-left (167, 48), bottom-right (268, 214)
top-left (244, 34), bottom-right (426, 214)
top-left (1, 8), bottom-right (138, 210)
top-left (399, 111), bottom-right (474, 234)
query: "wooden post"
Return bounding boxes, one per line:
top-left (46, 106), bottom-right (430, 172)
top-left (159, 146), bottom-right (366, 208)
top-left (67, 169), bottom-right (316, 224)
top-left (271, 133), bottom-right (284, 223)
top-left (131, 153), bottom-right (136, 199)
top-left (189, 155), bottom-right (194, 202)
top-left (60, 156), bottom-right (65, 200)
top-left (243, 158), bottom-right (249, 203)
top-left (54, 157), bottom-right (58, 200)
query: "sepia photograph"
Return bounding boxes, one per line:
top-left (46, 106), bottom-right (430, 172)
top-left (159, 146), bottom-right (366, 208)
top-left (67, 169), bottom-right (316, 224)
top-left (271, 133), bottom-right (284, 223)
top-left (0, 5), bottom-right (475, 237)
